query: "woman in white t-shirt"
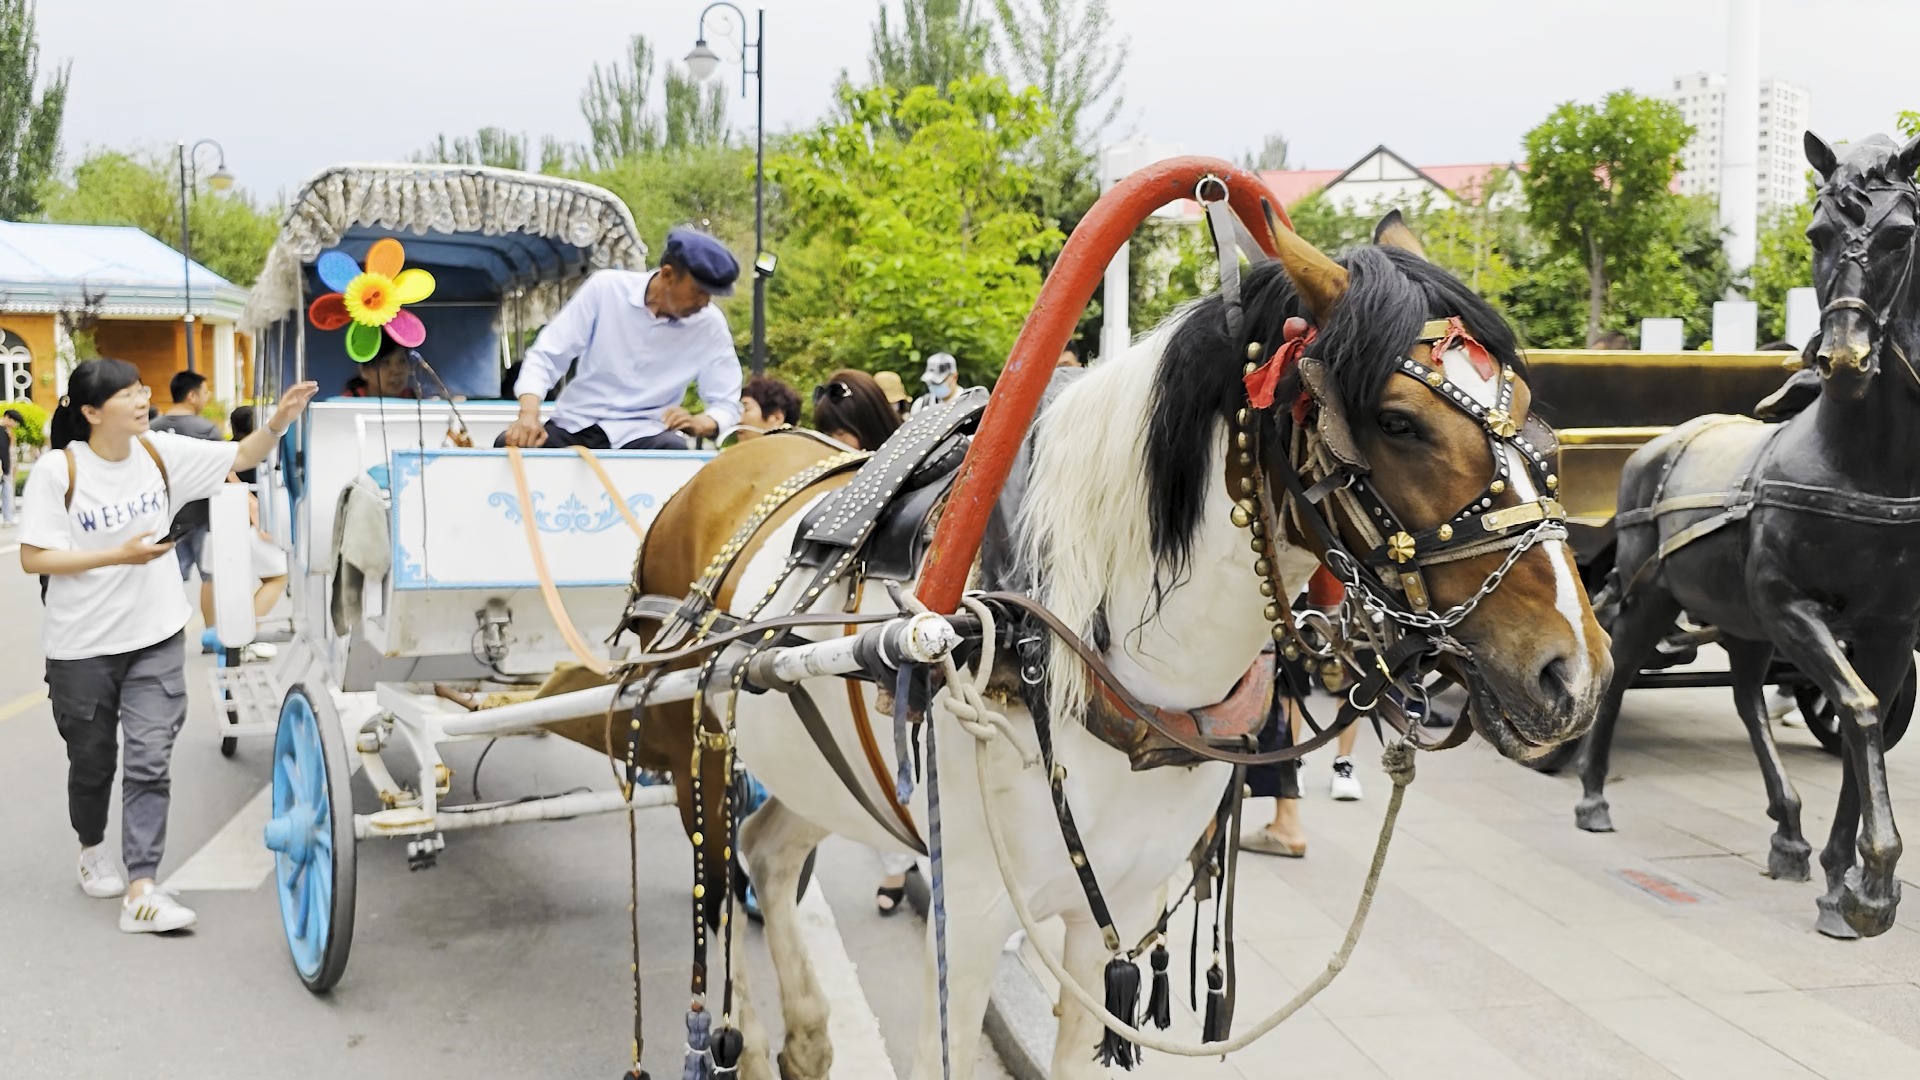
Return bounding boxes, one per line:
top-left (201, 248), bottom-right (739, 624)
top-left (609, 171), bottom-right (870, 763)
top-left (18, 359), bottom-right (317, 935)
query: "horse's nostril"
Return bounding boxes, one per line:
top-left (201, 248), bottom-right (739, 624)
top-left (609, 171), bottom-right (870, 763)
top-left (1537, 657), bottom-right (1574, 711)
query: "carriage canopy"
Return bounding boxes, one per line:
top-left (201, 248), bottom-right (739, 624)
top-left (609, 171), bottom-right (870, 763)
top-left (243, 163), bottom-right (648, 399)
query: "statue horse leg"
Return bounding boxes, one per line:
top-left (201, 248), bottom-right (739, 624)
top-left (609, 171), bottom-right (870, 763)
top-left (1816, 754), bottom-right (1863, 939)
top-left (1723, 638), bottom-right (1812, 880)
top-left (1576, 584), bottom-right (1683, 832)
top-left (737, 797), bottom-right (833, 1080)
top-left (1772, 611), bottom-right (1906, 938)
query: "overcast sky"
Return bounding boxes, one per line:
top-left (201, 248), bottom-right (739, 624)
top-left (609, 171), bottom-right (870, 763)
top-left (34, 0), bottom-right (1920, 206)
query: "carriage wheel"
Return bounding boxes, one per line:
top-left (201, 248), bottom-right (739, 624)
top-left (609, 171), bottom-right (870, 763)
top-left (264, 683), bottom-right (358, 992)
top-left (1794, 660), bottom-right (1916, 758)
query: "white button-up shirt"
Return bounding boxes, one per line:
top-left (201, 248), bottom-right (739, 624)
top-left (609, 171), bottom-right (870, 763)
top-left (513, 268), bottom-right (744, 447)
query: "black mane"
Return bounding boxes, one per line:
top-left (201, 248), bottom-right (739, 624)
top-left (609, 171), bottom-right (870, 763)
top-left (1143, 246), bottom-right (1525, 589)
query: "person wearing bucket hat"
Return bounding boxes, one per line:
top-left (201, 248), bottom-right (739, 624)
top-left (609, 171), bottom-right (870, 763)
top-left (872, 370), bottom-right (912, 418)
top-left (500, 226), bottom-right (744, 451)
top-left (910, 351), bottom-right (979, 414)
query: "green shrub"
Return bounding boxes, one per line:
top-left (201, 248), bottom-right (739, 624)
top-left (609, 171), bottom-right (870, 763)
top-left (5, 400), bottom-right (47, 447)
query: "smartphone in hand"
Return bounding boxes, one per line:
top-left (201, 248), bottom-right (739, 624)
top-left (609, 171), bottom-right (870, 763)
top-left (151, 518), bottom-right (198, 546)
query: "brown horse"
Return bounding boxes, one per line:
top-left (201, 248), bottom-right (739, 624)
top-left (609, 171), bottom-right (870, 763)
top-left (587, 218), bottom-right (1610, 1079)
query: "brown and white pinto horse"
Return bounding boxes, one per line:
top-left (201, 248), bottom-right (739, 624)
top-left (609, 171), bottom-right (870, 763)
top-left (565, 219), bottom-right (1610, 1079)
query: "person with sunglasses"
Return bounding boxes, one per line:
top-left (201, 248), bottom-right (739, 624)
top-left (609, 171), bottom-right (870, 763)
top-left (18, 359), bottom-right (319, 933)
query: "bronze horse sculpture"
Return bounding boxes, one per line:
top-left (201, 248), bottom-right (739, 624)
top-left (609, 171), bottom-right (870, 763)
top-left (1575, 130), bottom-right (1920, 939)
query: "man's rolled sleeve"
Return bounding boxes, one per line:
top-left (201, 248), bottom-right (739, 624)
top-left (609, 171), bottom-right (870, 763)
top-left (697, 325), bottom-right (745, 430)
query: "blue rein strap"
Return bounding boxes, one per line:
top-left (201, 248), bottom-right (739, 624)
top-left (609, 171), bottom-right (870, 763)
top-left (893, 663), bottom-right (916, 806)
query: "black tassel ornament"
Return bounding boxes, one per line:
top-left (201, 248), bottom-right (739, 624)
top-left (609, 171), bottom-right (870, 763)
top-left (1098, 955), bottom-right (1142, 1069)
top-left (621, 1071), bottom-right (651, 1080)
top-left (1202, 962), bottom-right (1229, 1044)
top-left (1146, 944), bottom-right (1172, 1030)
top-left (709, 1025), bottom-right (745, 1078)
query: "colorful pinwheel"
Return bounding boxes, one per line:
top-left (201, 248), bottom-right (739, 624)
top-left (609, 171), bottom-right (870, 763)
top-left (306, 238), bottom-right (436, 362)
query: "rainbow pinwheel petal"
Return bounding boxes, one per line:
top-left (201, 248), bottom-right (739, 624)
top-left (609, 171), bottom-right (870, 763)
top-left (365, 238), bottom-right (405, 280)
top-left (317, 251), bottom-right (360, 292)
top-left (307, 293), bottom-right (351, 331)
top-left (383, 309), bottom-right (426, 348)
top-left (345, 321), bottom-right (383, 363)
top-left (393, 268), bottom-right (436, 305)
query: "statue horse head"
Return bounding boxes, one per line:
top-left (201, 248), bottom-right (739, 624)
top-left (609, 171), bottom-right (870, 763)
top-left (1118, 214), bottom-right (1611, 761)
top-left (1805, 130), bottom-right (1920, 399)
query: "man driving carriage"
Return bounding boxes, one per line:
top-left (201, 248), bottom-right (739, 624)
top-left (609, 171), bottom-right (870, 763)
top-left (498, 227), bottom-right (744, 450)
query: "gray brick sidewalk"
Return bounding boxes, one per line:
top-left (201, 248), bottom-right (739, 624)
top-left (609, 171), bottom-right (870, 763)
top-left (990, 664), bottom-right (1920, 1079)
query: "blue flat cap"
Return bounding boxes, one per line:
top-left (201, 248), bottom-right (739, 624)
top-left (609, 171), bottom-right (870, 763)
top-left (662, 227), bottom-right (739, 297)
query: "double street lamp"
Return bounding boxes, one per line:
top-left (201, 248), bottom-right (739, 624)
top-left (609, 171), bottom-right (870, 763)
top-left (177, 139), bottom-right (234, 374)
top-left (685, 3), bottom-right (770, 375)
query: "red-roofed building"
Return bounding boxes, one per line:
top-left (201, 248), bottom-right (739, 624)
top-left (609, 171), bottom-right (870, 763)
top-left (1257, 145), bottom-right (1522, 212)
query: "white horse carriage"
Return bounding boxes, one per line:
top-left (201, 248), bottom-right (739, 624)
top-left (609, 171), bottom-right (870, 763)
top-left (221, 164), bottom-right (963, 993)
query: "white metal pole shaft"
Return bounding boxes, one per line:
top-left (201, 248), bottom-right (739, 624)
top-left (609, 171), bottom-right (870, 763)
top-left (1721, 0), bottom-right (1762, 283)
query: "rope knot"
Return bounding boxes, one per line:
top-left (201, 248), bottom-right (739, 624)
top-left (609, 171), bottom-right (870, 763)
top-left (1380, 740), bottom-right (1416, 787)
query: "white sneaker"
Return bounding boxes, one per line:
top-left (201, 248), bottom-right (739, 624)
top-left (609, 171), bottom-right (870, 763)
top-left (1329, 757), bottom-right (1364, 801)
top-left (119, 886), bottom-right (197, 934)
top-left (242, 641), bottom-right (278, 662)
top-left (1770, 687), bottom-right (1805, 727)
top-left (77, 846), bottom-right (126, 899)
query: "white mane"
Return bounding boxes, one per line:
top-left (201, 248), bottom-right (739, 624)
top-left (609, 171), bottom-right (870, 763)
top-left (1016, 324), bottom-right (1185, 723)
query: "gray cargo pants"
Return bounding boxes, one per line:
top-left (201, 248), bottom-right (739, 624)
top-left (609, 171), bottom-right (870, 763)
top-left (45, 630), bottom-right (189, 883)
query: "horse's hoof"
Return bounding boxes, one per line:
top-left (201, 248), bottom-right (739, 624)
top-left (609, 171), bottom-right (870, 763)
top-left (1815, 893), bottom-right (1861, 940)
top-left (1575, 797), bottom-right (1614, 833)
top-left (1841, 878), bottom-right (1902, 938)
top-left (1767, 835), bottom-right (1813, 882)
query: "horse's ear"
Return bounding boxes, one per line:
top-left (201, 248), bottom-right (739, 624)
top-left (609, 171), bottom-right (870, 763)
top-left (1268, 219), bottom-right (1350, 324)
top-left (1372, 209), bottom-right (1427, 259)
top-left (1298, 357), bottom-right (1369, 472)
top-left (1805, 130), bottom-right (1839, 182)
top-left (1897, 133), bottom-right (1920, 183)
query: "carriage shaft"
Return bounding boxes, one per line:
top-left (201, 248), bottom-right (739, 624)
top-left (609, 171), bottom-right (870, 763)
top-left (434, 611), bottom-right (962, 738)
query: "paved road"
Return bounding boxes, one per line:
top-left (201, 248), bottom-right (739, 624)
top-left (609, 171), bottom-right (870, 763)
top-left (0, 528), bottom-right (1009, 1079)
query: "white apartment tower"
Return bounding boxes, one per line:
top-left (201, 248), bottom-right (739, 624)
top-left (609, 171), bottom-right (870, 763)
top-left (1664, 72), bottom-right (1811, 212)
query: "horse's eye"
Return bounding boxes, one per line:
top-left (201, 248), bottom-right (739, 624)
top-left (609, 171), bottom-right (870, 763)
top-left (1377, 412), bottom-right (1420, 440)
top-left (1873, 224), bottom-right (1914, 252)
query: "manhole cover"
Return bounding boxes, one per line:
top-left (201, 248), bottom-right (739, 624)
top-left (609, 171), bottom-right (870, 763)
top-left (1610, 868), bottom-right (1708, 905)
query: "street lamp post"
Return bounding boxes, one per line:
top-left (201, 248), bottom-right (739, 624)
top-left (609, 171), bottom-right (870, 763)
top-left (686, 3), bottom-right (767, 375)
top-left (176, 139), bottom-right (234, 374)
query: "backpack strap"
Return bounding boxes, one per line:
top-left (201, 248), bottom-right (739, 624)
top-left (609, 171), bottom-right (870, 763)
top-left (62, 447), bottom-right (75, 510)
top-left (138, 435), bottom-right (172, 503)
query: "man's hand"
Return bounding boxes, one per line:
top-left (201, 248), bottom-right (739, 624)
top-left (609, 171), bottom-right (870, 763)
top-left (116, 535), bottom-right (177, 566)
top-left (662, 406), bottom-right (719, 440)
top-left (503, 415), bottom-right (549, 447)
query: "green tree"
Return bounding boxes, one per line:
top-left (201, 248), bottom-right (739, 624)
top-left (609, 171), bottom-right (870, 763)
top-left (1522, 90), bottom-right (1693, 345)
top-left (868, 0), bottom-right (991, 101)
top-left (765, 75), bottom-right (1063, 385)
top-left (663, 63), bottom-right (729, 151)
top-left (1899, 110), bottom-right (1918, 140)
top-left (583, 35), bottom-right (661, 169)
top-left (1750, 199), bottom-right (1814, 343)
top-left (412, 127), bottom-right (528, 170)
top-left (989, 0), bottom-right (1126, 247)
top-left (38, 149), bottom-right (280, 286)
top-left (0, 0), bottom-right (68, 219)
top-left (1241, 132), bottom-right (1290, 172)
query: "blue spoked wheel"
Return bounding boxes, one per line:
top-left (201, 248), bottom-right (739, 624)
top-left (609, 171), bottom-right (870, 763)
top-left (264, 683), bottom-right (357, 992)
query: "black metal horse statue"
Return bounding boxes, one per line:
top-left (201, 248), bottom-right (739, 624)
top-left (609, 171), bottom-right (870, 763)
top-left (1575, 130), bottom-right (1920, 939)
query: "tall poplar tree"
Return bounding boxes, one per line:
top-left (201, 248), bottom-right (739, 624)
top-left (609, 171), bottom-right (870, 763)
top-left (0, 0), bottom-right (69, 219)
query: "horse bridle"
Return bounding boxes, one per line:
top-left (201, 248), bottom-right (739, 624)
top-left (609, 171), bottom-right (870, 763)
top-left (1817, 177), bottom-right (1920, 386)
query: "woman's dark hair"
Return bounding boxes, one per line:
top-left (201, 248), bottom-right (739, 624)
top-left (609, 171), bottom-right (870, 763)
top-left (229, 404), bottom-right (257, 439)
top-left (811, 369), bottom-right (901, 451)
top-left (49, 358), bottom-right (143, 449)
top-left (742, 374), bottom-right (801, 428)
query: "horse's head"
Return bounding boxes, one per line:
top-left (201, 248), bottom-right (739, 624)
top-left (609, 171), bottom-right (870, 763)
top-left (1805, 130), bottom-right (1920, 399)
top-left (1262, 214), bottom-right (1611, 760)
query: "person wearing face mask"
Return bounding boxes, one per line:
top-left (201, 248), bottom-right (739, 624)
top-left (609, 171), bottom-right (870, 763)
top-left (909, 352), bottom-right (979, 414)
top-left (497, 227), bottom-right (744, 451)
top-left (19, 359), bottom-right (319, 934)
